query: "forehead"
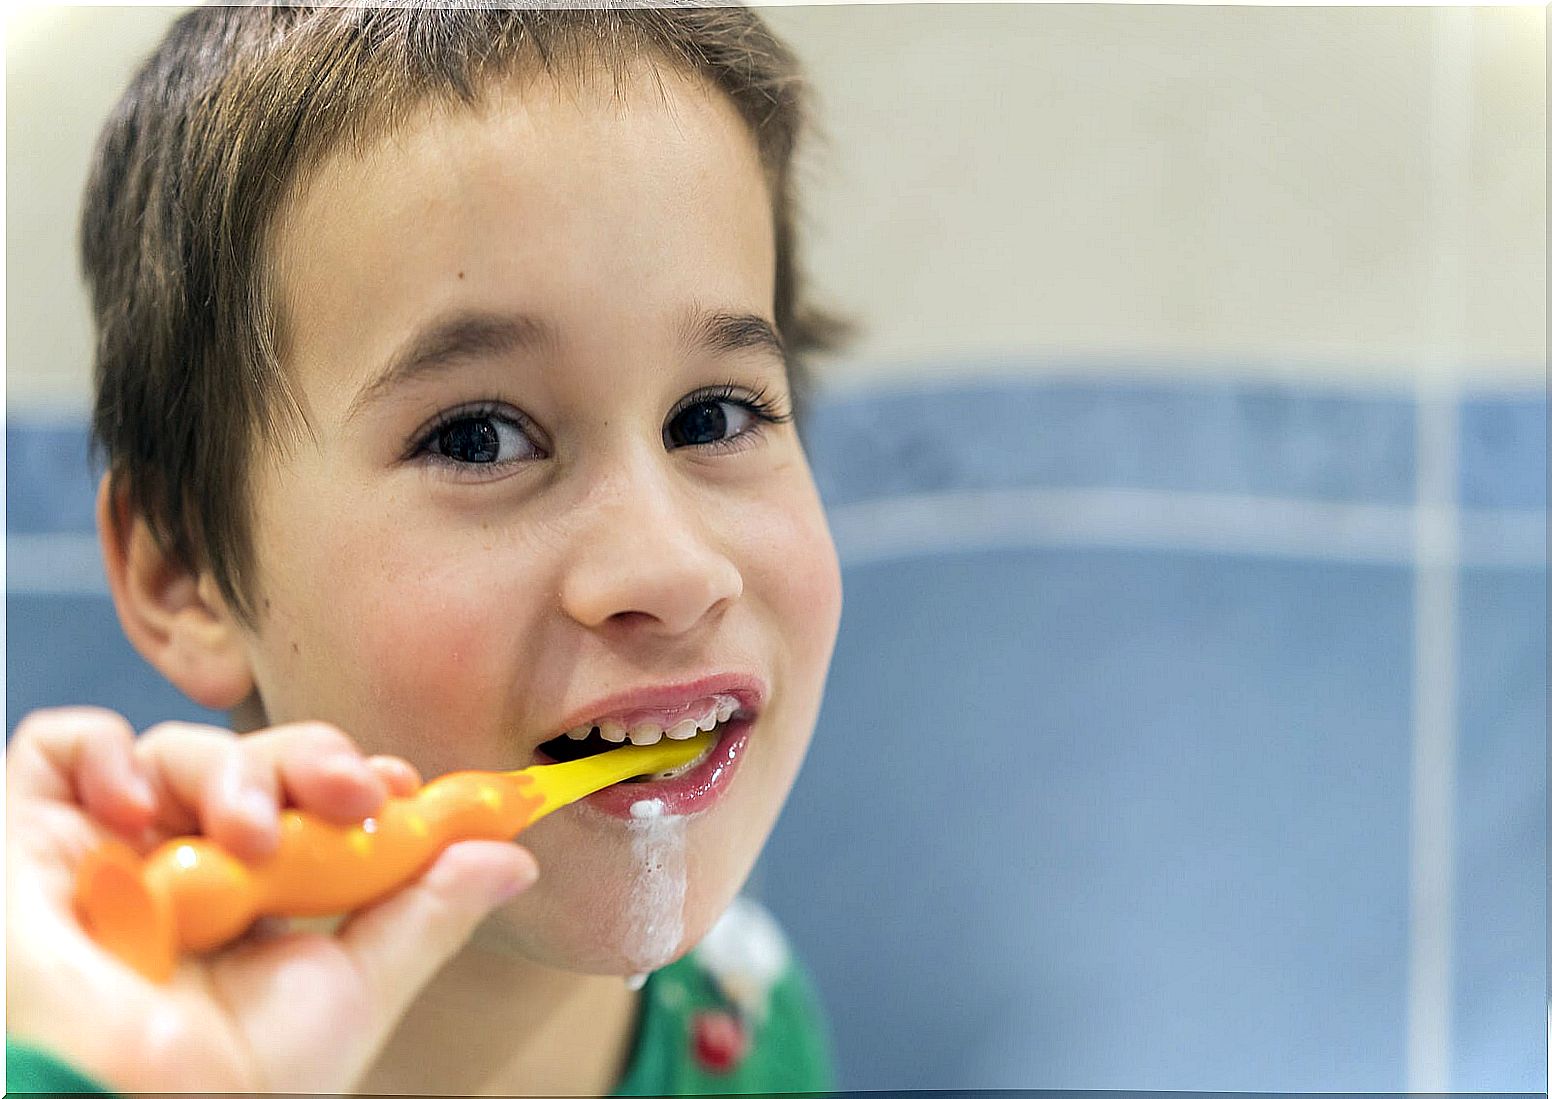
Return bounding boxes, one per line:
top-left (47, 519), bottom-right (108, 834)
top-left (264, 61), bottom-right (777, 415)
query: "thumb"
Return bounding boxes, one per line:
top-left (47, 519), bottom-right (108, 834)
top-left (206, 841), bottom-right (537, 1094)
top-left (340, 839), bottom-right (538, 1011)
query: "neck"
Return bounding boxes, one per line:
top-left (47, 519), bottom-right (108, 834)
top-left (361, 926), bottom-right (641, 1096)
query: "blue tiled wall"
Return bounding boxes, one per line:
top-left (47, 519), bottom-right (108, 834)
top-left (7, 376), bottom-right (1546, 1090)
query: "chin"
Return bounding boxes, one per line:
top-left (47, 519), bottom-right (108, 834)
top-left (471, 715), bottom-right (804, 976)
top-left (480, 809), bottom-right (760, 977)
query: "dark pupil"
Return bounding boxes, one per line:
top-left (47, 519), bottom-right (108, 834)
top-left (440, 418), bottom-right (500, 463)
top-left (672, 401), bottom-right (727, 446)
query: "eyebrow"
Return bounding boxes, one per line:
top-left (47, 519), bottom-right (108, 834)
top-left (346, 306), bottom-right (786, 424)
top-left (681, 308), bottom-right (788, 364)
top-left (346, 311), bottom-right (559, 423)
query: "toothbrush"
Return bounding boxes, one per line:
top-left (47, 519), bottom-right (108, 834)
top-left (72, 733), bottom-right (712, 983)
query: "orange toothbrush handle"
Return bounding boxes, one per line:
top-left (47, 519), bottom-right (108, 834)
top-left (72, 734), bottom-right (709, 981)
top-left (74, 769), bottom-right (545, 983)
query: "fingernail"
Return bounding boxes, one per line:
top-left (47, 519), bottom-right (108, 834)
top-left (220, 758), bottom-right (277, 832)
top-left (239, 788), bottom-right (279, 832)
top-left (126, 773), bottom-right (157, 813)
top-left (321, 752), bottom-right (379, 793)
top-left (426, 849), bottom-right (534, 906)
top-left (491, 865), bottom-right (534, 905)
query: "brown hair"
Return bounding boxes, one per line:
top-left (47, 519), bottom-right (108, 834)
top-left (83, 3), bottom-right (844, 628)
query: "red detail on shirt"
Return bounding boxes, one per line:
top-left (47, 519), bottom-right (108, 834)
top-left (692, 1010), bottom-right (748, 1074)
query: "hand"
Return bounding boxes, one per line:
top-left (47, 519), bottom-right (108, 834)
top-left (6, 707), bottom-right (538, 1094)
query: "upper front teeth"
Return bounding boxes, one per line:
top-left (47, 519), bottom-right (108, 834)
top-left (598, 721), bottom-right (627, 743)
top-left (562, 695), bottom-right (738, 746)
top-left (630, 723), bottom-right (664, 746)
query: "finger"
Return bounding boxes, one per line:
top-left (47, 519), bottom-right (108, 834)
top-left (7, 708), bottom-right (155, 837)
top-left (211, 749), bottom-right (283, 859)
top-left (4, 710), bottom-right (158, 938)
top-left (135, 722), bottom-right (279, 860)
top-left (265, 723), bottom-right (387, 823)
top-left (205, 842), bottom-right (537, 1093)
top-left (135, 721), bottom-right (390, 856)
top-left (366, 755), bottom-right (422, 798)
top-left (75, 718), bottom-right (159, 839)
top-left (336, 841), bottom-right (537, 1033)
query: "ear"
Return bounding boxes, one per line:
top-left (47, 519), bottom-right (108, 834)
top-left (96, 474), bottom-right (256, 712)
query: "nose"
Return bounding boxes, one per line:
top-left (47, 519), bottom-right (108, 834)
top-left (558, 463), bottom-right (743, 637)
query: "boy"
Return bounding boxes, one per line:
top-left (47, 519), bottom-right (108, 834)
top-left (7, 4), bottom-right (846, 1093)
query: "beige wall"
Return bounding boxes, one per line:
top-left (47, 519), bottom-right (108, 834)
top-left (762, 4), bottom-right (1545, 390)
top-left (5, 4), bottom-right (1545, 414)
top-left (7, 4), bottom-right (184, 415)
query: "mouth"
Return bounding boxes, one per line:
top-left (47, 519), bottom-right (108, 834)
top-left (530, 692), bottom-right (760, 819)
top-left (533, 691), bottom-right (754, 785)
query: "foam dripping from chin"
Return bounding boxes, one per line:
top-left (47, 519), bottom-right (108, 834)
top-left (622, 799), bottom-right (686, 978)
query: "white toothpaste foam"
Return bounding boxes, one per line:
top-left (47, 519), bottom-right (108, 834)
top-left (621, 805), bottom-right (687, 975)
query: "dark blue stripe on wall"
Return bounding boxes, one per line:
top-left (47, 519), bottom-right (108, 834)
top-left (1458, 396), bottom-right (1548, 510)
top-left (7, 382), bottom-right (1547, 537)
top-left (802, 378), bottom-right (1420, 509)
top-left (6, 422), bottom-right (100, 535)
top-left (5, 594), bottom-right (226, 735)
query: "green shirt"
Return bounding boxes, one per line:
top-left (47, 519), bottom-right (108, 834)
top-left (7, 899), bottom-right (836, 1096)
top-left (615, 929), bottom-right (835, 1094)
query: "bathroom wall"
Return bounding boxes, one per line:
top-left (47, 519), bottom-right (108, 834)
top-left (7, 5), bottom-right (1545, 1091)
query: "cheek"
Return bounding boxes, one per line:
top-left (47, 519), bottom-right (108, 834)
top-left (357, 582), bottom-right (490, 691)
top-left (751, 495), bottom-right (843, 664)
top-left (256, 507), bottom-right (538, 767)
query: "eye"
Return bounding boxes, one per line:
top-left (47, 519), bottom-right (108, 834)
top-left (665, 384), bottom-right (791, 451)
top-left (412, 404), bottom-right (543, 469)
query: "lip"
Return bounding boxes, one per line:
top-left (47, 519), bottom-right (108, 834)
top-left (540, 672), bottom-right (766, 744)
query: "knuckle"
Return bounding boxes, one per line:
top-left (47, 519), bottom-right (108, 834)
top-left (416, 872), bottom-right (471, 924)
top-left (12, 705), bottom-right (134, 745)
top-left (137, 723), bottom-right (246, 791)
top-left (138, 720), bottom-right (234, 750)
top-left (285, 721), bottom-right (357, 757)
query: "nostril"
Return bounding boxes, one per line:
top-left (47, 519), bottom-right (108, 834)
top-left (607, 610), bottom-right (659, 628)
top-left (559, 538), bottom-right (742, 635)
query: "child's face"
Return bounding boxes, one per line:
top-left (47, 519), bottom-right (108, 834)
top-left (238, 63), bottom-right (842, 974)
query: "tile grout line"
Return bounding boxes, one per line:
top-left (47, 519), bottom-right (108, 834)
top-left (1405, 8), bottom-right (1474, 1092)
top-left (824, 488), bottom-right (1541, 568)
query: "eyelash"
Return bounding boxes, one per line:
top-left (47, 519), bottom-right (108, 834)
top-left (670, 382), bottom-right (793, 453)
top-left (406, 384), bottom-right (793, 470)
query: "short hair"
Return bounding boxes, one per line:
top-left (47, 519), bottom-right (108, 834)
top-left (83, 3), bottom-right (845, 627)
